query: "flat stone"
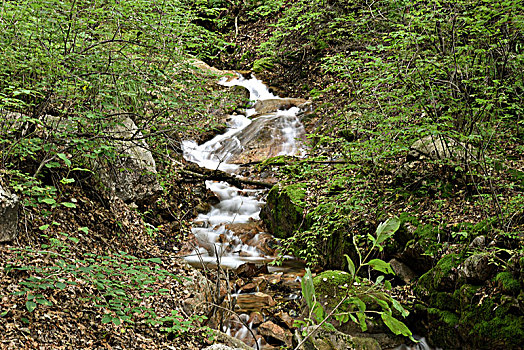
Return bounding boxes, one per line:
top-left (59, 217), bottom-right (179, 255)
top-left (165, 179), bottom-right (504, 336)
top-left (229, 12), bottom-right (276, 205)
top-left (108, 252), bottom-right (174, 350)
top-left (258, 320), bottom-right (293, 347)
top-left (235, 292), bottom-right (275, 312)
top-left (253, 98), bottom-right (307, 115)
top-left (275, 311), bottom-right (295, 329)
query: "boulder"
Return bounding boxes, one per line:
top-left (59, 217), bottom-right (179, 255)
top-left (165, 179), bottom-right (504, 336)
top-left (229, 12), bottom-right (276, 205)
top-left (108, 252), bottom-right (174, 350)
top-left (295, 326), bottom-right (381, 350)
top-left (95, 117), bottom-right (162, 203)
top-left (0, 184), bottom-right (19, 242)
top-left (458, 253), bottom-right (496, 284)
top-left (388, 259), bottom-right (418, 284)
top-left (417, 254), bottom-right (462, 294)
top-left (260, 184), bottom-right (308, 239)
top-left (407, 135), bottom-right (476, 162)
top-left (253, 98), bottom-right (307, 115)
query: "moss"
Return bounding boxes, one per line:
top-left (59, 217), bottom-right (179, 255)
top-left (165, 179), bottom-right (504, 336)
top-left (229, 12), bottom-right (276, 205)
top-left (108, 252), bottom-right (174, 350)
top-left (428, 292), bottom-right (458, 312)
top-left (260, 183), bottom-right (308, 239)
top-left (427, 308), bottom-right (459, 327)
top-left (426, 308), bottom-right (460, 348)
top-left (495, 272), bottom-right (520, 295)
top-left (454, 284), bottom-right (480, 309)
top-left (460, 295), bottom-right (524, 349)
top-left (417, 253), bottom-right (462, 295)
top-left (313, 270), bottom-right (353, 303)
top-left (283, 183), bottom-right (307, 205)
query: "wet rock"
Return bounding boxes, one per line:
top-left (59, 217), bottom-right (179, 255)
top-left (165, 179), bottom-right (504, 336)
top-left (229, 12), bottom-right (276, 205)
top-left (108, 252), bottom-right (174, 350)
top-left (94, 117), bottom-right (162, 203)
top-left (235, 263), bottom-right (269, 278)
top-left (281, 274), bottom-right (302, 290)
top-left (258, 320), bottom-right (293, 347)
top-left (227, 113), bottom-right (306, 164)
top-left (240, 277), bottom-right (267, 293)
top-left (248, 312), bottom-right (264, 326)
top-left (295, 326), bottom-right (381, 350)
top-left (0, 184), bottom-right (19, 242)
top-left (235, 292), bottom-right (275, 312)
top-left (458, 253), bottom-right (496, 284)
top-left (208, 329), bottom-right (253, 350)
top-left (260, 184), bottom-right (308, 239)
top-left (275, 311), bottom-right (295, 329)
top-left (196, 202), bottom-right (212, 213)
top-left (253, 98), bottom-right (307, 115)
top-left (248, 233), bottom-right (279, 256)
top-left (389, 259), bottom-right (418, 284)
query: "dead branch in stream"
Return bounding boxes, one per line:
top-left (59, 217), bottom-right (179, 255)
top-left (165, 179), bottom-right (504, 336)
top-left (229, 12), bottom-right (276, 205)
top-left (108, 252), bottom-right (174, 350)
top-left (180, 163), bottom-right (275, 188)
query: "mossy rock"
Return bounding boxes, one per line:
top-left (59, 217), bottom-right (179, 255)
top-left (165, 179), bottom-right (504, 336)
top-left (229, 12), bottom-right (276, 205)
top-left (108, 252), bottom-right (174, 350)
top-left (260, 183), bottom-right (308, 239)
top-left (298, 326), bottom-right (381, 350)
top-left (494, 271), bottom-right (520, 295)
top-left (416, 253), bottom-right (462, 295)
top-left (313, 270), bottom-right (353, 304)
top-left (425, 308), bottom-right (461, 349)
top-left (461, 294), bottom-right (524, 349)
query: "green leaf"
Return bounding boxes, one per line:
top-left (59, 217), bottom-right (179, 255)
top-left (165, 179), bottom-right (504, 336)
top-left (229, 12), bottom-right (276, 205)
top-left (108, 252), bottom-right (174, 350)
top-left (102, 314), bottom-right (112, 324)
top-left (112, 317), bottom-right (122, 326)
top-left (60, 178), bottom-right (75, 184)
top-left (61, 202), bottom-right (76, 208)
top-left (375, 217), bottom-right (400, 245)
top-left (55, 282), bottom-right (67, 290)
top-left (41, 198), bottom-right (56, 205)
top-left (26, 301), bottom-right (37, 312)
top-left (344, 254), bottom-right (355, 277)
top-left (368, 259), bottom-right (394, 274)
top-left (148, 257), bottom-right (162, 264)
top-left (39, 224), bottom-right (50, 231)
top-left (356, 312), bottom-right (367, 331)
top-left (384, 280), bottom-right (392, 291)
top-left (312, 301), bottom-right (325, 322)
top-left (391, 298), bottom-right (410, 318)
top-left (301, 268), bottom-right (316, 310)
top-left (57, 153), bottom-right (71, 167)
top-left (78, 227), bottom-right (89, 234)
top-left (381, 313), bottom-right (412, 338)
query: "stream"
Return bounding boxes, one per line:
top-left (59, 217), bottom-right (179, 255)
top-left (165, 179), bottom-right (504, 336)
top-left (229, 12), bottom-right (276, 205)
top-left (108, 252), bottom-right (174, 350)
top-left (181, 74), bottom-right (305, 270)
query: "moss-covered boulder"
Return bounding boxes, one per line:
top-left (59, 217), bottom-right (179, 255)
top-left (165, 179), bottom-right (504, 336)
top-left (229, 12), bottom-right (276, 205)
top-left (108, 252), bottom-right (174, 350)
top-left (296, 326), bottom-right (381, 350)
top-left (260, 183), bottom-right (308, 239)
top-left (416, 253), bottom-right (463, 295)
top-left (415, 253), bottom-right (524, 349)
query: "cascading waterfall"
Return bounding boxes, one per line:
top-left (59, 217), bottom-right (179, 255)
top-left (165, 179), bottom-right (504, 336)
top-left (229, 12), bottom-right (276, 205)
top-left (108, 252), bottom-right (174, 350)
top-left (181, 73), bottom-right (305, 269)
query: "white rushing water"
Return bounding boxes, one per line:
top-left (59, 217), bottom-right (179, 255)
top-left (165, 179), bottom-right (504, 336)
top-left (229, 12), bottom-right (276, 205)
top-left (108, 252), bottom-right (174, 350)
top-left (182, 74), bottom-right (305, 269)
